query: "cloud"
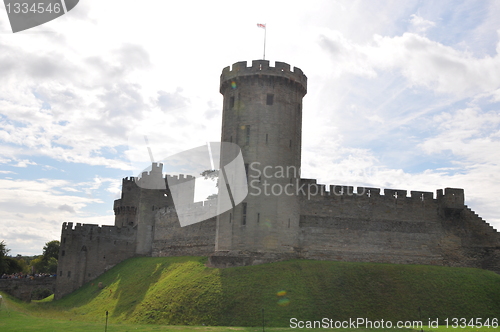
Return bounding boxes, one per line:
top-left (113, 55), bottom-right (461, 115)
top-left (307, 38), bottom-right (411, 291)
top-left (58, 204), bottom-right (76, 213)
top-left (409, 14), bottom-right (436, 34)
top-left (319, 29), bottom-right (500, 96)
top-left (419, 107), bottom-right (500, 163)
top-left (14, 159), bottom-right (37, 167)
top-left (156, 88), bottom-right (190, 112)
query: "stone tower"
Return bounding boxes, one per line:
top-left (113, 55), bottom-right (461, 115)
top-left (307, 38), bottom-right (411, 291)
top-left (215, 60), bottom-right (307, 256)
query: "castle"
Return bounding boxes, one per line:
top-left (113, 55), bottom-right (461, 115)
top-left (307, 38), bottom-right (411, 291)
top-left (55, 60), bottom-right (500, 299)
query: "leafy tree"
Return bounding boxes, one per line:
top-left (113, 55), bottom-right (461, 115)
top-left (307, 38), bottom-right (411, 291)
top-left (29, 240), bottom-right (60, 274)
top-left (0, 241), bottom-right (23, 274)
top-left (42, 240), bottom-right (60, 260)
top-left (31, 256), bottom-right (58, 274)
top-left (0, 240), bottom-right (10, 274)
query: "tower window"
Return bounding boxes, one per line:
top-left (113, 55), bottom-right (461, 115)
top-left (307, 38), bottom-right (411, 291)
top-left (67, 271), bottom-right (71, 278)
top-left (230, 96), bottom-right (235, 109)
top-left (289, 139), bottom-right (292, 148)
top-left (266, 94), bottom-right (274, 105)
top-left (246, 125), bottom-right (250, 145)
top-left (242, 203), bottom-right (247, 225)
top-left (245, 163), bottom-right (249, 178)
top-left (257, 213), bottom-right (260, 223)
top-left (266, 133), bottom-right (268, 143)
top-left (61, 250), bottom-right (65, 256)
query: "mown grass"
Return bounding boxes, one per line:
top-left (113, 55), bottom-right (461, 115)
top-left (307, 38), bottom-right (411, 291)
top-left (1, 257), bottom-right (500, 329)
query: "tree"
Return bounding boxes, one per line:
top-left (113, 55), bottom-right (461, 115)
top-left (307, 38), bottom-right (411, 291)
top-left (0, 241), bottom-right (23, 275)
top-left (29, 240), bottom-right (60, 274)
top-left (42, 240), bottom-right (60, 261)
top-left (0, 240), bottom-right (10, 274)
top-left (31, 256), bottom-right (58, 274)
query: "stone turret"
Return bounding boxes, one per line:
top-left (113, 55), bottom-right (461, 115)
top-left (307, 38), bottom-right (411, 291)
top-left (215, 60), bottom-right (307, 255)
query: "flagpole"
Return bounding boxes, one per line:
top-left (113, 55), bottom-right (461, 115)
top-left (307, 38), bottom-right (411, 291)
top-left (263, 24), bottom-right (266, 60)
top-left (257, 23), bottom-right (267, 60)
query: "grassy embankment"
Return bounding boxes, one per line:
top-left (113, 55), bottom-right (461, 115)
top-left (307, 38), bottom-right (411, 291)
top-left (1, 256), bottom-right (499, 330)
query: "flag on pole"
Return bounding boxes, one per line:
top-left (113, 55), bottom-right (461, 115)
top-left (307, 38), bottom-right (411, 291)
top-left (257, 23), bottom-right (266, 29)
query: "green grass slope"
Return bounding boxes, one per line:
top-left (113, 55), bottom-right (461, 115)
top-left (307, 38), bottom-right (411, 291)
top-left (38, 257), bottom-right (500, 327)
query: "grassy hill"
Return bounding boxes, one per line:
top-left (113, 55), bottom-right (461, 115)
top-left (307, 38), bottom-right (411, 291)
top-left (23, 257), bottom-right (500, 326)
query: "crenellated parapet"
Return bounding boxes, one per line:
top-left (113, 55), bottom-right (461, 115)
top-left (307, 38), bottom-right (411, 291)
top-left (113, 205), bottom-right (137, 216)
top-left (297, 178), bottom-right (464, 205)
top-left (165, 174), bottom-right (196, 186)
top-left (61, 222), bottom-right (135, 236)
top-left (136, 163), bottom-right (165, 190)
top-left (157, 198), bottom-right (218, 227)
top-left (437, 188), bottom-right (465, 209)
top-left (220, 60), bottom-right (307, 95)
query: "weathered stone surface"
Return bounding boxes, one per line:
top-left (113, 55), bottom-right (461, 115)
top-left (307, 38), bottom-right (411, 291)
top-left (54, 60), bottom-right (500, 301)
top-left (0, 278), bottom-right (56, 302)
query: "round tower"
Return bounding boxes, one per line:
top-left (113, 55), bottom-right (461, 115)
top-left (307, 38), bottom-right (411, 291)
top-left (215, 60), bottom-right (307, 255)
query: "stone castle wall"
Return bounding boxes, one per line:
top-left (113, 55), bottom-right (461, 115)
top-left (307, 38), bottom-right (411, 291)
top-left (0, 277), bottom-right (56, 302)
top-left (55, 176), bottom-right (500, 300)
top-left (296, 181), bottom-right (500, 273)
top-left (55, 222), bottom-right (137, 299)
top-left (152, 206), bottom-right (216, 257)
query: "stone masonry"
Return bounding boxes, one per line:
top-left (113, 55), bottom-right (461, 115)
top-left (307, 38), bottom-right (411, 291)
top-left (55, 60), bottom-right (500, 300)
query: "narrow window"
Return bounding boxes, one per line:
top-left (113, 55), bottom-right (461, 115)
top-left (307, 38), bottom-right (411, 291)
top-left (245, 163), bottom-right (249, 178)
top-left (289, 139), bottom-right (292, 148)
top-left (67, 271), bottom-right (71, 278)
top-left (230, 96), bottom-right (235, 109)
top-left (266, 94), bottom-right (274, 105)
top-left (63, 237), bottom-right (66, 244)
top-left (288, 218), bottom-right (290, 228)
top-left (257, 213), bottom-right (260, 223)
top-left (242, 203), bottom-right (247, 225)
top-left (61, 250), bottom-right (65, 257)
top-left (59, 271), bottom-right (62, 277)
top-left (266, 133), bottom-right (268, 143)
top-left (246, 125), bottom-right (250, 145)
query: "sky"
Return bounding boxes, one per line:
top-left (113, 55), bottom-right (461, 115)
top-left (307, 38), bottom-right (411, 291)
top-left (0, 0), bottom-right (500, 256)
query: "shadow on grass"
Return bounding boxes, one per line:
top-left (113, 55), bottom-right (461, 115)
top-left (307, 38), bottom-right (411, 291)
top-left (110, 258), bottom-right (169, 318)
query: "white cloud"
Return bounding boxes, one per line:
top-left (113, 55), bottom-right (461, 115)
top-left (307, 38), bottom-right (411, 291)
top-left (318, 30), bottom-right (500, 96)
top-left (409, 14), bottom-right (436, 34)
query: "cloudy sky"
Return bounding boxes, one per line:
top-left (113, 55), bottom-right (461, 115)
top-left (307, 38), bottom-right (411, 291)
top-left (1, 0), bottom-right (499, 256)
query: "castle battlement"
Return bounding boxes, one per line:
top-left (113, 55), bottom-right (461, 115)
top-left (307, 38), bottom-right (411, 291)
top-left (220, 60), bottom-right (307, 94)
top-left (61, 222), bottom-right (135, 236)
top-left (298, 179), bottom-right (463, 206)
top-left (113, 204), bottom-right (137, 216)
top-left (166, 174), bottom-right (196, 186)
top-left (135, 163), bottom-right (165, 190)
